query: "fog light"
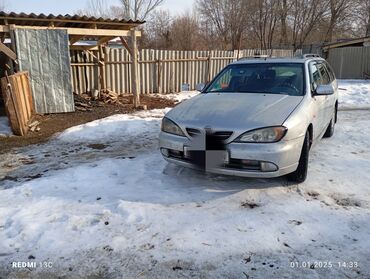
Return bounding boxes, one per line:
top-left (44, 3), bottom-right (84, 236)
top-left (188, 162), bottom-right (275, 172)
top-left (260, 162), bottom-right (278, 172)
top-left (160, 148), bottom-right (169, 157)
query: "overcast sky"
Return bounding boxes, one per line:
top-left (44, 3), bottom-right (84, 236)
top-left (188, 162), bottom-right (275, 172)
top-left (6, 0), bottom-right (194, 16)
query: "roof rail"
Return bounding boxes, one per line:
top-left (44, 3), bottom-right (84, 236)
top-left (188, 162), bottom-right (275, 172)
top-left (300, 53), bottom-right (321, 58)
top-left (238, 55), bottom-right (274, 60)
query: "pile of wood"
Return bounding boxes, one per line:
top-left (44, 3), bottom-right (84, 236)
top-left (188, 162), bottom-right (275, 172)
top-left (100, 89), bottom-right (119, 104)
top-left (28, 120), bottom-right (41, 132)
top-left (75, 101), bottom-right (92, 112)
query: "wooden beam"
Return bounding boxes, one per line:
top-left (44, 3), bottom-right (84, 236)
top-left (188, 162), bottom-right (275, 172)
top-left (119, 36), bottom-right (132, 55)
top-left (97, 36), bottom-right (115, 45)
top-left (85, 50), bottom-right (104, 65)
top-left (0, 41), bottom-right (17, 60)
top-left (69, 45), bottom-right (99, 51)
top-left (130, 29), bottom-right (140, 107)
top-left (69, 35), bottom-right (85, 45)
top-left (0, 25), bottom-right (141, 37)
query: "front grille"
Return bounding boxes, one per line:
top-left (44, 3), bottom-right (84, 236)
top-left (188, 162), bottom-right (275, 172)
top-left (186, 128), bottom-right (201, 137)
top-left (186, 128), bottom-right (233, 141)
top-left (212, 131), bottom-right (233, 141)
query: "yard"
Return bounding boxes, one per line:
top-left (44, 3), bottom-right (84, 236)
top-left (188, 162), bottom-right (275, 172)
top-left (0, 80), bottom-right (370, 278)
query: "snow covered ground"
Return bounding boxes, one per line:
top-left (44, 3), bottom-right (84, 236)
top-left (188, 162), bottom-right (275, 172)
top-left (337, 80), bottom-right (370, 109)
top-left (0, 82), bottom-right (370, 278)
top-left (0, 117), bottom-right (12, 137)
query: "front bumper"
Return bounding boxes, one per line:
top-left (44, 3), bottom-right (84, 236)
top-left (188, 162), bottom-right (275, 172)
top-left (159, 131), bottom-right (305, 178)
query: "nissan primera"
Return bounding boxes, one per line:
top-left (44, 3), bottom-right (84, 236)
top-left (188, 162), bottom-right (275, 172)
top-left (159, 55), bottom-right (338, 182)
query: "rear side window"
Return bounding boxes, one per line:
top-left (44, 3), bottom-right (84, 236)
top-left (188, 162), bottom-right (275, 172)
top-left (309, 63), bottom-right (322, 88)
top-left (317, 63), bottom-right (330, 84)
top-left (325, 62), bottom-right (336, 81)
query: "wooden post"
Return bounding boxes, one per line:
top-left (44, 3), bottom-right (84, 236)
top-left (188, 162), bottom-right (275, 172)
top-left (98, 45), bottom-right (106, 94)
top-left (8, 25), bottom-right (18, 74)
top-left (157, 58), bottom-right (161, 94)
top-left (130, 28), bottom-right (140, 107)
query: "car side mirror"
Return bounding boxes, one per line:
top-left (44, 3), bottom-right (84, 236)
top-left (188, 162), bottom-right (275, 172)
top-left (315, 84), bottom-right (334, 95)
top-left (195, 83), bottom-right (206, 92)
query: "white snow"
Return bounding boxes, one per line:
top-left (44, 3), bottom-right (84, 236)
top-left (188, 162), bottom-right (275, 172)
top-left (57, 108), bottom-right (171, 143)
top-left (159, 90), bottom-right (199, 103)
top-left (0, 81), bottom-right (370, 278)
top-left (338, 80), bottom-right (370, 109)
top-left (0, 117), bottom-right (12, 137)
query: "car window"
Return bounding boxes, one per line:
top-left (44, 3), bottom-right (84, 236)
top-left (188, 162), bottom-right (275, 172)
top-left (205, 63), bottom-right (305, 96)
top-left (309, 62), bottom-right (322, 88)
top-left (317, 62), bottom-right (331, 85)
top-left (325, 62), bottom-right (336, 81)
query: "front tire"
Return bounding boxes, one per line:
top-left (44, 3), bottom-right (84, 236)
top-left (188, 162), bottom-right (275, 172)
top-left (287, 131), bottom-right (309, 183)
top-left (324, 107), bottom-right (336, 138)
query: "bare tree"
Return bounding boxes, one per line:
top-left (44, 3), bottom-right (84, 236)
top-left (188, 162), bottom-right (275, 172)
top-left (170, 13), bottom-right (202, 50)
top-left (323, 0), bottom-right (354, 42)
top-left (77, 0), bottom-right (113, 18)
top-left (277, 0), bottom-right (291, 47)
top-left (196, 0), bottom-right (249, 50)
top-left (249, 0), bottom-right (279, 50)
top-left (357, 0), bottom-right (370, 36)
top-left (144, 9), bottom-right (172, 49)
top-left (118, 0), bottom-right (164, 20)
top-left (289, 0), bottom-right (328, 50)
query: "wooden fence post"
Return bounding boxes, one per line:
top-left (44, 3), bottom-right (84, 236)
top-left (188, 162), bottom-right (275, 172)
top-left (157, 58), bottom-right (162, 94)
top-left (98, 45), bottom-right (106, 92)
top-left (130, 28), bottom-right (140, 107)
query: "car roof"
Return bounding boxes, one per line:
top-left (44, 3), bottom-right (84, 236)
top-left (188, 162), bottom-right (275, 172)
top-left (231, 56), bottom-right (325, 65)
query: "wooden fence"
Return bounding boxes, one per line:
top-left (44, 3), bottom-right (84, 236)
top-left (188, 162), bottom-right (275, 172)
top-left (71, 48), bottom-right (297, 95)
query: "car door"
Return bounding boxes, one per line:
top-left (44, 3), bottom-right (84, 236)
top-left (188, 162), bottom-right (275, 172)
top-left (317, 62), bottom-right (336, 125)
top-left (308, 61), bottom-right (327, 139)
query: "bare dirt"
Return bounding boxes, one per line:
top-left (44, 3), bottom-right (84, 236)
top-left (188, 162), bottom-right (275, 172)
top-left (0, 94), bottom-right (175, 154)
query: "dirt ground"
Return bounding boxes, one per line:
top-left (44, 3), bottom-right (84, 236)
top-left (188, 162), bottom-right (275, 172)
top-left (0, 94), bottom-right (175, 154)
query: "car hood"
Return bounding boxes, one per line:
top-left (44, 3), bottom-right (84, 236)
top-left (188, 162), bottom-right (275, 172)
top-left (165, 92), bottom-right (303, 134)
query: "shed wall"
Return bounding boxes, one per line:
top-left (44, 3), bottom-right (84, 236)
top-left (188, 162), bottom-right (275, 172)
top-left (327, 47), bottom-right (370, 79)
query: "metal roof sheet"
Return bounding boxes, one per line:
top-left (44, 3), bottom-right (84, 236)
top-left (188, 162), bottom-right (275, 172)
top-left (0, 11), bottom-right (144, 29)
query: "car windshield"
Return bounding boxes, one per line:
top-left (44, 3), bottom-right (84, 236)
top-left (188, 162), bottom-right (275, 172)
top-left (205, 63), bottom-right (305, 96)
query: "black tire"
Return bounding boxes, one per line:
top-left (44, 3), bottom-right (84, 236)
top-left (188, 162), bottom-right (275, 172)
top-left (287, 131), bottom-right (309, 183)
top-left (324, 107), bottom-right (336, 138)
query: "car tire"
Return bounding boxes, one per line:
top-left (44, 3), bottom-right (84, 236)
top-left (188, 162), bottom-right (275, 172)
top-left (324, 107), bottom-right (336, 138)
top-left (287, 131), bottom-right (309, 183)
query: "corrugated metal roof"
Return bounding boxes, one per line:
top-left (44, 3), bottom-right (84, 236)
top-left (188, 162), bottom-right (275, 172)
top-left (323, 36), bottom-right (370, 50)
top-left (0, 11), bottom-right (144, 29)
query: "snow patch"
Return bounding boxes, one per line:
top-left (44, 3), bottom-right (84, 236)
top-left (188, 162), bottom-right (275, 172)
top-left (0, 117), bottom-right (12, 137)
top-left (338, 79), bottom-right (370, 109)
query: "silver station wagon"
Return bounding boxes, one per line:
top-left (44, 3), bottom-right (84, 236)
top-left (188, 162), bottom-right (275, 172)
top-left (159, 55), bottom-right (338, 182)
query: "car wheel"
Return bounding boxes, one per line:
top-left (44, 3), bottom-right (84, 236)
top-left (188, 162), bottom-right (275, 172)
top-left (287, 131), bottom-right (309, 183)
top-left (324, 107), bottom-right (336, 138)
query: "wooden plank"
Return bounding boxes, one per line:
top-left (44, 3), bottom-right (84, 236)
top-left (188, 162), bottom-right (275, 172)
top-left (0, 41), bottom-right (17, 60)
top-left (0, 72), bottom-right (34, 136)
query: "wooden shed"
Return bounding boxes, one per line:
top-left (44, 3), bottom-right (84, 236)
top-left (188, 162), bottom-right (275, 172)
top-left (0, 12), bottom-right (144, 135)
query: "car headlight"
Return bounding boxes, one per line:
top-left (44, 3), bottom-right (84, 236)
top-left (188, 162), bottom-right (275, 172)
top-left (161, 117), bottom-right (185, 136)
top-left (235, 126), bottom-right (287, 143)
